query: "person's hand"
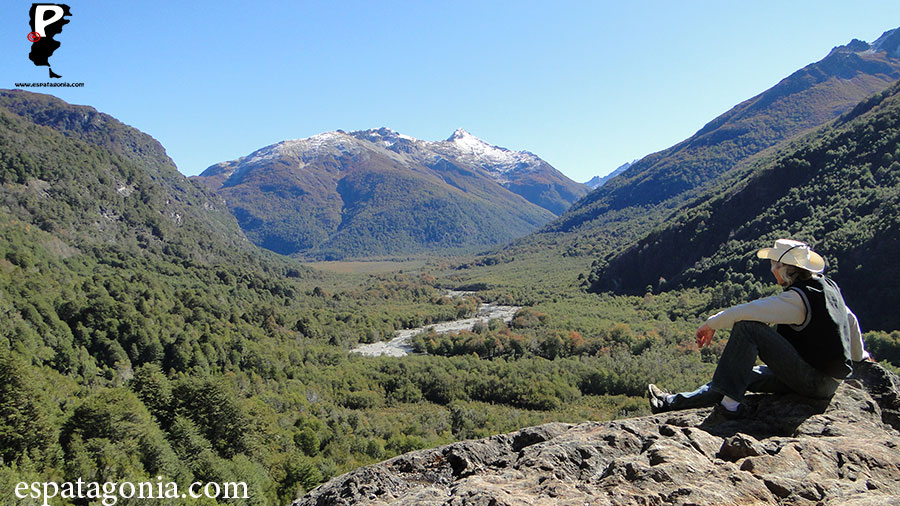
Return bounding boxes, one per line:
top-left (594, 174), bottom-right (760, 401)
top-left (696, 324), bottom-right (715, 348)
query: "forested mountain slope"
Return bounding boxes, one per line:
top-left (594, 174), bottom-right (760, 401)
top-left (0, 90), bottom-right (252, 262)
top-left (522, 30), bottom-right (900, 260)
top-left (587, 80), bottom-right (900, 331)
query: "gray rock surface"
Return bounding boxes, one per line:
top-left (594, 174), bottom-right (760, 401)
top-left (294, 362), bottom-right (900, 505)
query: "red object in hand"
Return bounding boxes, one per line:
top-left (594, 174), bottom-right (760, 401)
top-left (696, 324), bottom-right (715, 348)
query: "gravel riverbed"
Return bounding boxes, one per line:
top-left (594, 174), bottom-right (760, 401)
top-left (350, 301), bottom-right (521, 357)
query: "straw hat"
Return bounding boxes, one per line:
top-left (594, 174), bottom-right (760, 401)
top-left (756, 239), bottom-right (825, 273)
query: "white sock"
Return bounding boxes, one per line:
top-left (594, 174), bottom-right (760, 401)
top-left (666, 394), bottom-right (675, 404)
top-left (721, 395), bottom-right (740, 412)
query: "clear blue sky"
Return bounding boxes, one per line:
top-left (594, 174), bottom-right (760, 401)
top-left (3, 1), bottom-right (900, 182)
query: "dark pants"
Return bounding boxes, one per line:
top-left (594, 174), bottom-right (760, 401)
top-left (668, 321), bottom-right (841, 409)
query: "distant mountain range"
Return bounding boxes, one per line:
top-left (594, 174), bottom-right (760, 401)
top-left (193, 128), bottom-right (588, 259)
top-left (188, 28), bottom-right (900, 264)
top-left (584, 161), bottom-right (635, 189)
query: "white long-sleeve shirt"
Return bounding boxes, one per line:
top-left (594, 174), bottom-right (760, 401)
top-left (706, 290), bottom-right (870, 362)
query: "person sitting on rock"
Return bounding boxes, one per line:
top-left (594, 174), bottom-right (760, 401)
top-left (648, 239), bottom-right (870, 417)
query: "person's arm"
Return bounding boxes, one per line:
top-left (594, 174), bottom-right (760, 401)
top-left (705, 290), bottom-right (807, 330)
top-left (696, 291), bottom-right (807, 347)
top-left (847, 307), bottom-right (871, 362)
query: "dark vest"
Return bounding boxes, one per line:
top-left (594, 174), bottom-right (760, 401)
top-left (777, 276), bottom-right (852, 378)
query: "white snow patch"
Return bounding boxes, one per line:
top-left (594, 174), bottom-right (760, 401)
top-left (438, 128), bottom-right (541, 175)
top-left (239, 132), bottom-right (360, 170)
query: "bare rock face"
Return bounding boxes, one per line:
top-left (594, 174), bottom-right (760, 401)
top-left (294, 363), bottom-right (900, 505)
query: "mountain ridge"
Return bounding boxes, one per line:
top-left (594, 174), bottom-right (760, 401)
top-left (0, 89), bottom-right (255, 263)
top-left (194, 128), bottom-right (587, 259)
top-left (585, 160), bottom-right (635, 189)
top-left (522, 29), bottom-right (900, 263)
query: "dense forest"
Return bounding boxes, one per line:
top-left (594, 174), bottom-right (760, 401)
top-left (0, 91), bottom-right (724, 505)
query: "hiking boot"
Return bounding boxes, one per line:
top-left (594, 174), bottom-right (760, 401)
top-left (648, 384), bottom-right (671, 414)
top-left (710, 402), bottom-right (753, 420)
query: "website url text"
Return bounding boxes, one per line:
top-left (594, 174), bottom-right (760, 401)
top-left (15, 478), bottom-right (249, 506)
top-left (14, 82), bottom-right (85, 88)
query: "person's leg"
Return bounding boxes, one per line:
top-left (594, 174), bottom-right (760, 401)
top-left (754, 333), bottom-right (841, 400)
top-left (662, 365), bottom-right (789, 411)
top-left (651, 322), bottom-right (838, 412)
top-left (745, 365), bottom-right (793, 394)
top-left (710, 321), bottom-right (839, 403)
top-left (664, 382), bottom-right (720, 410)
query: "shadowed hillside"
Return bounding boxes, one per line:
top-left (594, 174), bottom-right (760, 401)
top-left (587, 80), bottom-right (900, 331)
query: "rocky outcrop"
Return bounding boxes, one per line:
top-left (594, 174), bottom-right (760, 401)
top-left (294, 362), bottom-right (900, 505)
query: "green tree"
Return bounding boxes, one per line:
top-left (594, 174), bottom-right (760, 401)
top-left (0, 351), bottom-right (57, 464)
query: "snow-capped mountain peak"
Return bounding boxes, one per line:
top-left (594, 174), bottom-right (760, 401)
top-left (584, 160), bottom-right (637, 189)
top-left (351, 127), bottom-right (419, 148)
top-left (446, 128), bottom-right (493, 151)
top-left (237, 131), bottom-right (359, 172)
top-left (196, 125), bottom-right (590, 229)
top-left (441, 128), bottom-right (538, 173)
top-left (447, 128), bottom-right (474, 141)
